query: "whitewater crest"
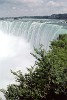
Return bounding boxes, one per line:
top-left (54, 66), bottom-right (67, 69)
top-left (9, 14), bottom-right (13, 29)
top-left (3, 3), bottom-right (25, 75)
top-left (0, 20), bottom-right (67, 50)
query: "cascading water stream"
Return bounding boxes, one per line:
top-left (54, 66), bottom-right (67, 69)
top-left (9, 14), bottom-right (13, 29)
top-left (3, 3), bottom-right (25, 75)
top-left (0, 19), bottom-right (67, 99)
top-left (0, 20), bottom-right (67, 50)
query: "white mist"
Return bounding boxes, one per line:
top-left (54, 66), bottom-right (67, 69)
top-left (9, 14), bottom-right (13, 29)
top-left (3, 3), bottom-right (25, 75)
top-left (0, 30), bottom-right (35, 99)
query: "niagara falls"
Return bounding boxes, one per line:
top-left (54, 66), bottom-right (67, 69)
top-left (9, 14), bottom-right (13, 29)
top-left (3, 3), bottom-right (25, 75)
top-left (0, 0), bottom-right (67, 99)
top-left (0, 18), bottom-right (67, 99)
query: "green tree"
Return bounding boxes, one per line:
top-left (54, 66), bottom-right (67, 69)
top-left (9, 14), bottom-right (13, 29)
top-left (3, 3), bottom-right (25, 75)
top-left (1, 34), bottom-right (67, 100)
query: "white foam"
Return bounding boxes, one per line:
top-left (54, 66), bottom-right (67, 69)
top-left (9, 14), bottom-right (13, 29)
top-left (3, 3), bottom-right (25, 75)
top-left (0, 31), bottom-right (35, 99)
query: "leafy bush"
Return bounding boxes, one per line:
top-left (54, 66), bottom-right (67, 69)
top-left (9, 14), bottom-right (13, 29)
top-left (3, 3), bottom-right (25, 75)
top-left (1, 34), bottom-right (67, 100)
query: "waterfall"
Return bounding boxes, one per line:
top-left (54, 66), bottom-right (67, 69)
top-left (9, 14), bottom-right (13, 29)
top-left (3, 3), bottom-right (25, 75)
top-left (0, 20), bottom-right (67, 50)
top-left (0, 19), bottom-right (67, 99)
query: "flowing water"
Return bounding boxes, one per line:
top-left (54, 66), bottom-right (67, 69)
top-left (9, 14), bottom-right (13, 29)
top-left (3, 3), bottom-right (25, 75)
top-left (0, 19), bottom-right (67, 99)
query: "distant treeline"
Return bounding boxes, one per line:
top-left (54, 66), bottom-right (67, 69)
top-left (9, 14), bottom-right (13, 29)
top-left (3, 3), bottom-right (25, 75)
top-left (0, 14), bottom-right (67, 20)
top-left (49, 14), bottom-right (67, 19)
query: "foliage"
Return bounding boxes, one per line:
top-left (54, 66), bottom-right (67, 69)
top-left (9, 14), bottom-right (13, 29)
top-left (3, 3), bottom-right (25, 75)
top-left (1, 34), bottom-right (67, 100)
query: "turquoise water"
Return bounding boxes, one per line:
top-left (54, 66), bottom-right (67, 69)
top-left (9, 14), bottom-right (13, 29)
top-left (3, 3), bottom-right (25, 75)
top-left (0, 19), bottom-right (67, 50)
